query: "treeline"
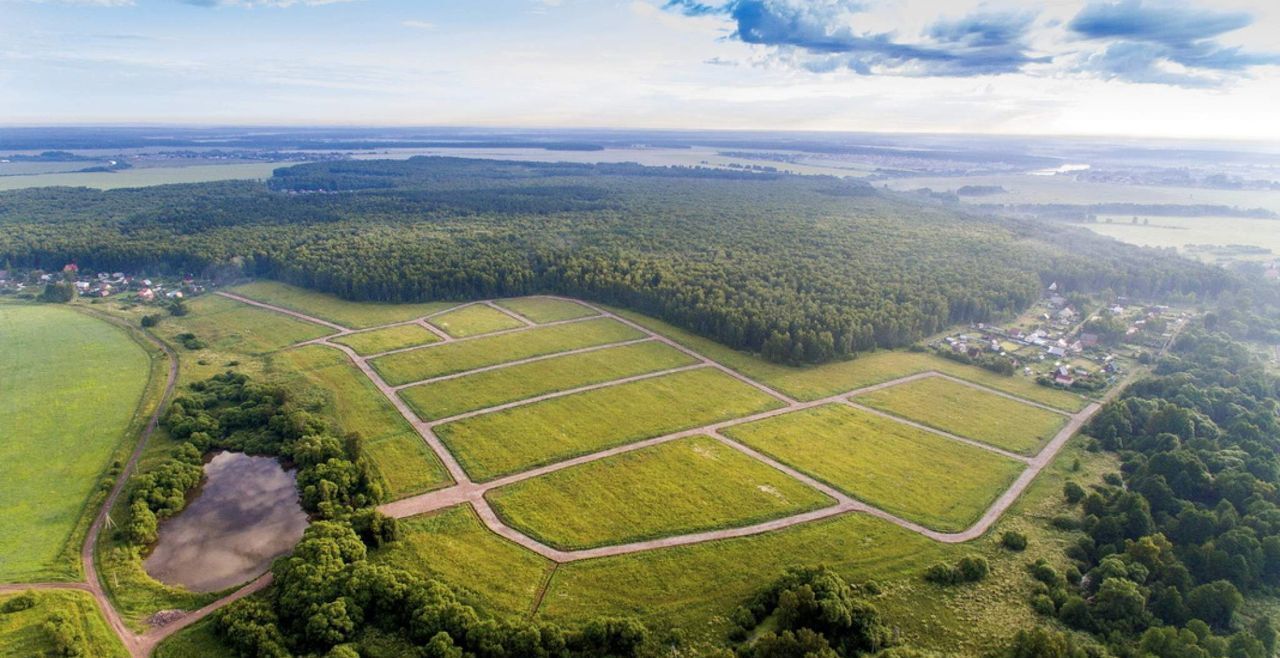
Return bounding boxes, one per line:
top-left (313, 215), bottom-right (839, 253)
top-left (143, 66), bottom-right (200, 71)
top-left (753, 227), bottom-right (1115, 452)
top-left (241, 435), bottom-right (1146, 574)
top-left (0, 158), bottom-right (1237, 364)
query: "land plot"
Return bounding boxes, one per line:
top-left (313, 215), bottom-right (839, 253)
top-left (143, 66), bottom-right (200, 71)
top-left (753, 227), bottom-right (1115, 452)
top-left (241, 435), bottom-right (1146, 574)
top-left (428, 304), bottom-right (525, 337)
top-left (370, 317), bottom-right (643, 386)
top-left (166, 294), bottom-right (331, 356)
top-left (399, 341), bottom-right (696, 421)
top-left (854, 376), bottom-right (1067, 455)
top-left (436, 368), bottom-right (783, 481)
top-left (231, 281), bottom-right (457, 329)
top-left (331, 324), bottom-right (440, 356)
top-left (494, 297), bottom-right (598, 323)
top-left (723, 404), bottom-right (1025, 531)
top-left (371, 506), bottom-right (553, 618)
top-left (487, 436), bottom-right (832, 550)
top-left (0, 590), bottom-right (128, 658)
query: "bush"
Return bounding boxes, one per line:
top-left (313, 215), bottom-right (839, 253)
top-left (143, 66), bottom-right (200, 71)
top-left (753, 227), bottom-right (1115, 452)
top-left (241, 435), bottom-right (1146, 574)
top-left (141, 314), bottom-right (162, 328)
top-left (924, 556), bottom-right (989, 585)
top-left (1063, 481), bottom-right (1086, 504)
top-left (1, 591), bottom-right (36, 614)
top-left (1031, 594), bottom-right (1057, 616)
top-left (1001, 531), bottom-right (1028, 551)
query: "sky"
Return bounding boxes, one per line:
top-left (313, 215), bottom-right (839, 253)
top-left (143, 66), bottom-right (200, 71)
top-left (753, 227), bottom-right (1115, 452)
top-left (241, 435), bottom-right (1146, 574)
top-left (1, 0), bottom-right (1278, 139)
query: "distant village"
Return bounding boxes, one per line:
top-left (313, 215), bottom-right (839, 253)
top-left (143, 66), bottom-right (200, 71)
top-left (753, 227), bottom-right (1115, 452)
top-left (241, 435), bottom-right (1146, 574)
top-left (0, 263), bottom-right (211, 303)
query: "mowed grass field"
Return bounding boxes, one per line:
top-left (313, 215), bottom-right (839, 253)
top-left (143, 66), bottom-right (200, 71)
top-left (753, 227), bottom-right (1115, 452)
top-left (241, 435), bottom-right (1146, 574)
top-left (273, 346), bottom-right (450, 498)
top-left (399, 341), bottom-right (695, 421)
top-left (331, 324), bottom-right (440, 356)
top-left (371, 317), bottom-right (644, 386)
top-left (611, 307), bottom-right (1088, 411)
top-left (0, 304), bottom-right (151, 582)
top-left (0, 590), bottom-right (128, 658)
top-left (724, 404), bottom-right (1025, 531)
top-left (494, 297), bottom-right (597, 323)
top-left (487, 436), bottom-right (832, 550)
top-left (437, 368), bottom-right (784, 481)
top-left (428, 304), bottom-right (524, 337)
top-left (854, 377), bottom-right (1069, 455)
top-left (231, 281), bottom-right (459, 329)
top-left (372, 506), bottom-right (554, 618)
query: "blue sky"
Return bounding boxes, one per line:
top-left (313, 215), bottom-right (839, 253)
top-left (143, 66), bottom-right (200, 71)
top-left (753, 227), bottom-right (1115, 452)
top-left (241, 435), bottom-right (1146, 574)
top-left (1, 0), bottom-right (1278, 138)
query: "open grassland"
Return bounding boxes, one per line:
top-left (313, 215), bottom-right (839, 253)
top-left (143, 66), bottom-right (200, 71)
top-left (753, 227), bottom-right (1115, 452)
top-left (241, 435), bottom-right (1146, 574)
top-left (0, 304), bottom-right (150, 582)
top-left (154, 618), bottom-right (234, 658)
top-left (371, 317), bottom-right (644, 386)
top-left (487, 436), bottom-right (833, 550)
top-left (371, 506), bottom-right (554, 618)
top-left (231, 281), bottom-right (458, 329)
top-left (273, 346), bottom-right (450, 497)
top-left (854, 377), bottom-right (1068, 455)
top-left (428, 304), bottom-right (524, 337)
top-left (437, 368), bottom-right (784, 481)
top-left (165, 294), bottom-right (331, 358)
top-left (399, 341), bottom-right (696, 421)
top-left (724, 404), bottom-right (1025, 531)
top-left (331, 324), bottom-right (440, 356)
top-left (0, 162), bottom-right (285, 191)
top-left (611, 307), bottom-right (1088, 411)
top-left (0, 590), bottom-right (128, 658)
top-left (1085, 215), bottom-right (1280, 261)
top-left (494, 297), bottom-right (597, 323)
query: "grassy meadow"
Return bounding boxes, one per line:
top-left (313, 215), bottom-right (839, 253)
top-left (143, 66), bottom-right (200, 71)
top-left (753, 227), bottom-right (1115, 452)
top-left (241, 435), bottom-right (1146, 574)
top-left (724, 404), bottom-right (1025, 531)
top-left (331, 324), bottom-right (440, 356)
top-left (231, 281), bottom-right (458, 329)
top-left (486, 436), bottom-right (832, 550)
top-left (0, 304), bottom-right (152, 582)
top-left (436, 368), bottom-right (783, 481)
top-left (494, 297), bottom-right (597, 323)
top-left (370, 317), bottom-right (644, 385)
top-left (398, 340), bottom-right (696, 421)
top-left (0, 590), bottom-right (128, 658)
top-left (428, 304), bottom-right (525, 337)
top-left (153, 618), bottom-right (234, 658)
top-left (162, 294), bottom-right (331, 360)
top-left (0, 162), bottom-right (286, 192)
top-left (854, 377), bottom-right (1069, 455)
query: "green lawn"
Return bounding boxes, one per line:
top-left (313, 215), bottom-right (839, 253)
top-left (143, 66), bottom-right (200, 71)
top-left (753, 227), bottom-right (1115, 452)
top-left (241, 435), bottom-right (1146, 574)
top-left (331, 324), bottom-right (440, 356)
top-left (230, 281), bottom-right (458, 329)
top-left (428, 304), bottom-right (525, 337)
top-left (436, 368), bottom-right (784, 481)
top-left (724, 404), bottom-right (1025, 531)
top-left (399, 341), bottom-right (696, 421)
top-left (0, 304), bottom-right (151, 582)
top-left (487, 436), bottom-right (832, 550)
top-left (272, 346), bottom-right (450, 498)
top-left (370, 318), bottom-right (644, 386)
top-left (494, 297), bottom-right (597, 323)
top-left (611, 308), bottom-right (1088, 411)
top-left (854, 376), bottom-right (1069, 456)
top-left (0, 590), bottom-right (128, 658)
top-left (371, 506), bottom-right (553, 618)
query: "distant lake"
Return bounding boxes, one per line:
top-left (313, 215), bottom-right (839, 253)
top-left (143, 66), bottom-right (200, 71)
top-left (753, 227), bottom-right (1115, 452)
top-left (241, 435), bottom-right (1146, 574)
top-left (143, 451), bottom-right (308, 593)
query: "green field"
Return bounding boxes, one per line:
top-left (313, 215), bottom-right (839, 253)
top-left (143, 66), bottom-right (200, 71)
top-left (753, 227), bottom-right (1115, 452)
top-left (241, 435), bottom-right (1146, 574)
top-left (428, 304), bottom-right (525, 337)
top-left (0, 304), bottom-right (152, 582)
top-left (154, 618), bottom-right (234, 658)
top-left (1085, 215), bottom-right (1280, 261)
top-left (854, 377), bottom-right (1069, 455)
top-left (371, 506), bottom-right (554, 618)
top-left (436, 368), bottom-right (783, 481)
top-left (162, 294), bottom-right (331, 358)
top-left (371, 317), bottom-right (644, 386)
top-left (331, 324), bottom-right (440, 356)
top-left (0, 162), bottom-right (286, 191)
top-left (611, 308), bottom-right (1089, 411)
top-left (494, 297), bottom-right (597, 323)
top-left (724, 404), bottom-right (1025, 531)
top-left (488, 436), bottom-right (831, 550)
top-left (399, 341), bottom-right (696, 421)
top-left (231, 281), bottom-right (458, 329)
top-left (273, 346), bottom-right (450, 498)
top-left (0, 590), bottom-right (128, 658)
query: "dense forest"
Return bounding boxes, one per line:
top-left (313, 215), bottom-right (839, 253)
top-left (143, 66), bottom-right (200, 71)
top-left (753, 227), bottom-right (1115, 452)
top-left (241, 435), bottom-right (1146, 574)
top-left (0, 157), bottom-right (1238, 363)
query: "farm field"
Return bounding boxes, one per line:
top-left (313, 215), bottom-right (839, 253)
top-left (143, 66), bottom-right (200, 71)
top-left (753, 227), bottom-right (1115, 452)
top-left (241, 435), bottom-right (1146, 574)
top-left (724, 404), bottom-right (1025, 531)
top-left (0, 590), bottom-right (128, 658)
top-left (399, 340), bottom-right (696, 421)
top-left (486, 436), bottom-right (833, 550)
top-left (0, 304), bottom-right (151, 582)
top-left (1084, 215), bottom-right (1280, 260)
top-left (162, 294), bottom-right (331, 359)
top-left (331, 324), bottom-right (440, 356)
top-left (230, 281), bottom-right (458, 329)
top-left (0, 162), bottom-right (286, 191)
top-left (272, 345), bottom-right (451, 498)
top-left (435, 367), bottom-right (784, 481)
top-left (854, 376), bottom-right (1068, 455)
top-left (428, 303), bottom-right (524, 337)
top-left (370, 317), bottom-right (644, 385)
top-left (494, 296), bottom-right (597, 323)
top-left (371, 506), bottom-right (554, 618)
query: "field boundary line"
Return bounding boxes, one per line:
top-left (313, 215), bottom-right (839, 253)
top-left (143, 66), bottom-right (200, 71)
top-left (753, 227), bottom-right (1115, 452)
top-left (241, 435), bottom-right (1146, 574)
top-left (927, 372), bottom-right (1078, 417)
top-left (840, 399), bottom-right (1033, 463)
top-left (368, 314), bottom-right (606, 359)
top-left (485, 300), bottom-right (536, 327)
top-left (390, 337), bottom-right (655, 391)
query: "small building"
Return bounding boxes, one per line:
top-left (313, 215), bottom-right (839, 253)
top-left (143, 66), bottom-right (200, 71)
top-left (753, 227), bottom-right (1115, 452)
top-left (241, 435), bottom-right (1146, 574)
top-left (1047, 346), bottom-right (1066, 358)
top-left (1080, 333), bottom-right (1100, 348)
top-left (137, 288), bottom-right (156, 302)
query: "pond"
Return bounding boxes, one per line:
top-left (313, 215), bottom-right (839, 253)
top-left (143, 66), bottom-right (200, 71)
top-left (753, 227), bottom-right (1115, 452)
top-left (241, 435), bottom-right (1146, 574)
top-left (143, 451), bottom-right (309, 593)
